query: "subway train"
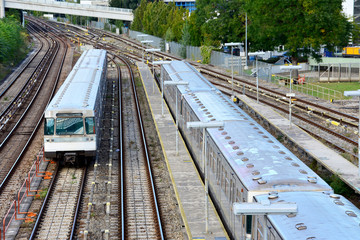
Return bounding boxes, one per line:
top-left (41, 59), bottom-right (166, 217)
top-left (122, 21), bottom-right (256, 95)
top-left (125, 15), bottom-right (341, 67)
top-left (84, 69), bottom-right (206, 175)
top-left (44, 49), bottom-right (107, 164)
top-left (162, 61), bottom-right (360, 240)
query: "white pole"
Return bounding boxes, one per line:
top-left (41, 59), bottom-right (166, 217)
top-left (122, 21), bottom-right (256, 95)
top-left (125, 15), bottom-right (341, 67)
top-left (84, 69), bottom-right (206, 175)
top-left (205, 131), bottom-right (208, 233)
top-left (256, 57), bottom-right (259, 103)
top-left (245, 12), bottom-right (248, 69)
top-left (0, 0), bottom-right (4, 19)
top-left (161, 67), bottom-right (164, 116)
top-left (176, 91), bottom-right (179, 155)
top-left (152, 53), bottom-right (155, 94)
top-left (358, 98), bottom-right (360, 176)
top-left (289, 70), bottom-right (292, 128)
top-left (231, 46), bottom-right (234, 98)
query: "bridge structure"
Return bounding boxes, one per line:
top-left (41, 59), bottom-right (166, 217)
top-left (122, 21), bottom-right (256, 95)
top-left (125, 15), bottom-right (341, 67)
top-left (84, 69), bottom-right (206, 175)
top-left (0, 0), bottom-right (133, 21)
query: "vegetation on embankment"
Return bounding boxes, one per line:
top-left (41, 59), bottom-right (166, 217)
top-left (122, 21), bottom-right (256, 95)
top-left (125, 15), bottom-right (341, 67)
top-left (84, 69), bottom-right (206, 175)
top-left (0, 14), bottom-right (29, 81)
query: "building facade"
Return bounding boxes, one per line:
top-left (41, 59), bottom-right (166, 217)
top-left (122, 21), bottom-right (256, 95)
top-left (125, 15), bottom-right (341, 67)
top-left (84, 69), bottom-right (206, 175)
top-left (163, 0), bottom-right (196, 13)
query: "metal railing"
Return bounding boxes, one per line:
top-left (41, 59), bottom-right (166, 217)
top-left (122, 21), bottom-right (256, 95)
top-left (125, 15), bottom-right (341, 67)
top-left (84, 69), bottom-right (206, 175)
top-left (1, 149), bottom-right (52, 240)
top-left (271, 75), bottom-right (344, 101)
top-left (12, 0), bottom-right (133, 12)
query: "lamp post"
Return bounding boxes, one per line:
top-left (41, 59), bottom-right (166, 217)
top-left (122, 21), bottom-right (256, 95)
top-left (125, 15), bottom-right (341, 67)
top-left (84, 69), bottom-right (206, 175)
top-left (145, 48), bottom-right (161, 93)
top-left (344, 89), bottom-right (360, 177)
top-left (187, 121), bottom-right (225, 233)
top-left (245, 12), bottom-right (248, 70)
top-left (140, 40), bottom-right (153, 62)
top-left (152, 61), bottom-right (172, 116)
top-left (164, 81), bottom-right (189, 155)
top-left (225, 42), bottom-right (241, 100)
top-left (233, 200), bottom-right (297, 240)
top-left (280, 65), bottom-right (302, 128)
top-left (248, 52), bottom-right (265, 103)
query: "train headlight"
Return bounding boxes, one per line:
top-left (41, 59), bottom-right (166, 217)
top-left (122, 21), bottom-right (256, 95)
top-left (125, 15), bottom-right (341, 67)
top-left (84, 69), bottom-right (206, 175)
top-left (45, 138), bottom-right (50, 142)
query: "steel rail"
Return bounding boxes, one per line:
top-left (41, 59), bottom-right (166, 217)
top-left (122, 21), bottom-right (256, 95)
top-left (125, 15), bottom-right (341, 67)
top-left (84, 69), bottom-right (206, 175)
top-left (116, 54), bottom-right (165, 240)
top-left (0, 21), bottom-right (68, 192)
top-left (95, 30), bottom-right (359, 126)
top-left (0, 23), bottom-right (52, 120)
top-left (214, 81), bottom-right (358, 157)
top-left (0, 37), bottom-right (59, 147)
top-left (28, 163), bottom-right (60, 240)
top-left (0, 26), bottom-right (44, 99)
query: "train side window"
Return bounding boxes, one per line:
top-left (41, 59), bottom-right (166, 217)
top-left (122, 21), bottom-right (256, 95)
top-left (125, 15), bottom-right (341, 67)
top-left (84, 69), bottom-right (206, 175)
top-left (85, 117), bottom-right (96, 134)
top-left (44, 118), bottom-right (55, 135)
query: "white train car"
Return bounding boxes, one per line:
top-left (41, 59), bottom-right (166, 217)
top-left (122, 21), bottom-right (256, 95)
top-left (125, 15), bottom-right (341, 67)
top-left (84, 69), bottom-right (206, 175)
top-left (161, 61), bottom-right (340, 240)
top-left (254, 192), bottom-right (360, 239)
top-left (44, 49), bottom-right (107, 163)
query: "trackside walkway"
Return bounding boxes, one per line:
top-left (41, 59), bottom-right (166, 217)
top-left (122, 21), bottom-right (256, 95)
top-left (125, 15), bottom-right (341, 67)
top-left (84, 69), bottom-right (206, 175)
top-left (237, 94), bottom-right (360, 193)
top-left (137, 62), bottom-right (228, 240)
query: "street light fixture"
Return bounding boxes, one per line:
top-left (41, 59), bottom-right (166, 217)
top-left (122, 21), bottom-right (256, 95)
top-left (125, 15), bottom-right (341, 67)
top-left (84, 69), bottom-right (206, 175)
top-left (344, 89), bottom-right (360, 177)
top-left (164, 81), bottom-right (189, 155)
top-left (233, 200), bottom-right (297, 240)
top-left (152, 61), bottom-right (172, 116)
top-left (280, 65), bottom-right (302, 128)
top-left (187, 121), bottom-right (225, 233)
top-left (248, 52), bottom-right (265, 103)
top-left (225, 42), bottom-right (241, 100)
top-left (145, 48), bottom-right (161, 92)
top-left (145, 48), bottom-right (161, 75)
top-left (140, 40), bottom-right (153, 62)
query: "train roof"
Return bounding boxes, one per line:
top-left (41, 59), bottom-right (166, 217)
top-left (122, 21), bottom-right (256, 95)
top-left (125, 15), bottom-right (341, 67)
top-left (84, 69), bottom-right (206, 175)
top-left (255, 192), bottom-right (360, 240)
top-left (162, 61), bottom-right (214, 92)
top-left (164, 61), bottom-right (331, 193)
top-left (45, 49), bottom-right (106, 117)
top-left (207, 120), bottom-right (331, 193)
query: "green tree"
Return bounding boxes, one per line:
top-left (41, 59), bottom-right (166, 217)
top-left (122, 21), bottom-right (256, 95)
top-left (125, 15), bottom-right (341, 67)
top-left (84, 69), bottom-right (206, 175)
top-left (190, 0), bottom-right (245, 47)
top-left (0, 17), bottom-right (28, 65)
top-left (180, 20), bottom-right (191, 58)
top-left (131, 1), bottom-right (187, 41)
top-left (131, 0), bottom-right (147, 31)
top-left (245, 0), bottom-right (352, 67)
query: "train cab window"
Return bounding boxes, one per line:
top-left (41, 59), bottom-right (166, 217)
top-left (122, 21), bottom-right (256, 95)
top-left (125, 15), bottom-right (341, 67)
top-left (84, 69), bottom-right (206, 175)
top-left (44, 118), bottom-right (55, 135)
top-left (85, 117), bottom-right (96, 134)
top-left (56, 117), bottom-right (84, 135)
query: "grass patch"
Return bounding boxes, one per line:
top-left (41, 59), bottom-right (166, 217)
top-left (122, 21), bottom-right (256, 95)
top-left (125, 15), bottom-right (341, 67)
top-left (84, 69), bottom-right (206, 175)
top-left (312, 82), bottom-right (360, 93)
top-left (35, 188), bottom-right (48, 200)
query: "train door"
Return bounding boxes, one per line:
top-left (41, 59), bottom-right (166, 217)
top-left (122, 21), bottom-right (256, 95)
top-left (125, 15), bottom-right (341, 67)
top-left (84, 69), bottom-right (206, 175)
top-left (233, 187), bottom-right (247, 240)
top-left (229, 173), bottom-right (237, 236)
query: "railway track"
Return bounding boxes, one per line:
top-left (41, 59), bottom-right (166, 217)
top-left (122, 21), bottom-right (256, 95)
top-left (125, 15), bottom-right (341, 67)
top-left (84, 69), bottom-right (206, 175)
top-left (38, 20), bottom-right (167, 239)
top-left (117, 55), bottom-right (164, 239)
top-left (208, 78), bottom-right (358, 157)
top-left (30, 166), bottom-right (86, 240)
top-left (0, 18), bottom-right (68, 225)
top-left (64, 23), bottom-right (360, 160)
top-left (91, 28), bottom-right (359, 129)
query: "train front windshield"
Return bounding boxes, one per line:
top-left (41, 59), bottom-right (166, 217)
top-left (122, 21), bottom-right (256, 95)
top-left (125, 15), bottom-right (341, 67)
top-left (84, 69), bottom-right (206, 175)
top-left (56, 117), bottom-right (84, 135)
top-left (44, 113), bottom-right (96, 135)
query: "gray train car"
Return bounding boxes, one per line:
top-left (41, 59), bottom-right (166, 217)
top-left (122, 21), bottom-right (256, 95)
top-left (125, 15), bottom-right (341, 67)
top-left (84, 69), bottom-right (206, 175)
top-left (254, 192), bottom-right (360, 240)
top-left (44, 49), bottom-right (107, 164)
top-left (162, 61), bottom-right (335, 240)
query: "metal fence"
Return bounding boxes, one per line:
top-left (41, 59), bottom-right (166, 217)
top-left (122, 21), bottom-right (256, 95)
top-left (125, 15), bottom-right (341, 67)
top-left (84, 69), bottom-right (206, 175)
top-left (311, 63), bottom-right (360, 82)
top-left (271, 75), bottom-right (343, 101)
